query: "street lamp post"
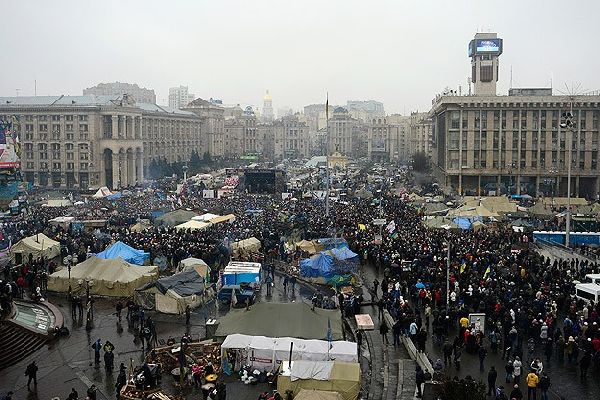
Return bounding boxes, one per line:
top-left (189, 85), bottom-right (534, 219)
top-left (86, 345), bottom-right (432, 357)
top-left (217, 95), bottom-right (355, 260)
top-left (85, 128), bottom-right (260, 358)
top-left (560, 102), bottom-right (575, 247)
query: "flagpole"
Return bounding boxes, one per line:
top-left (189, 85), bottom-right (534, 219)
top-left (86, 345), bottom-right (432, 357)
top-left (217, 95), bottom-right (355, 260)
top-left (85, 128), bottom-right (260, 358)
top-left (325, 93), bottom-right (330, 220)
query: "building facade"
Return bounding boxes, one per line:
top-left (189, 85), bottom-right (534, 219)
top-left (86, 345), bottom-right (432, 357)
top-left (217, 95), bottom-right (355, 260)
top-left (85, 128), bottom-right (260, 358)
top-left (329, 107), bottom-right (361, 157)
top-left (409, 112), bottom-right (433, 158)
top-left (182, 98), bottom-right (225, 158)
top-left (83, 82), bottom-right (156, 104)
top-left (430, 94), bottom-right (600, 197)
top-left (346, 100), bottom-right (385, 122)
top-left (0, 95), bottom-right (203, 190)
top-left (168, 86), bottom-right (195, 110)
top-left (262, 91), bottom-right (274, 122)
top-left (274, 115), bottom-right (310, 160)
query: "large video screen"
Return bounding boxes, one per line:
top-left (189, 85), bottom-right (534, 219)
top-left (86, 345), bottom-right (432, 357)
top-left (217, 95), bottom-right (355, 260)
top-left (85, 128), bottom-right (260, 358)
top-left (476, 39), bottom-right (501, 53)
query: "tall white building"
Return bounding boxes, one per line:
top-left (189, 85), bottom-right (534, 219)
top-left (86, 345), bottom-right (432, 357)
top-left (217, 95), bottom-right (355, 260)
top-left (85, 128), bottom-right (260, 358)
top-left (263, 90), bottom-right (274, 121)
top-left (168, 86), bottom-right (195, 109)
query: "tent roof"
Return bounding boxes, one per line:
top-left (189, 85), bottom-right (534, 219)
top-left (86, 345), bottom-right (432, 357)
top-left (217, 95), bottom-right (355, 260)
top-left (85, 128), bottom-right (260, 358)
top-left (179, 257), bottom-right (210, 277)
top-left (155, 209), bottom-right (198, 226)
top-left (175, 220), bottom-right (212, 231)
top-left (137, 269), bottom-right (205, 297)
top-left (215, 302), bottom-right (343, 340)
top-left (92, 186), bottom-right (113, 198)
top-left (462, 196), bottom-right (517, 214)
top-left (209, 214), bottom-right (236, 224)
top-left (50, 256), bottom-right (157, 282)
top-left (543, 197), bottom-right (588, 206)
top-left (448, 204), bottom-right (499, 218)
top-left (192, 213), bottom-right (219, 222)
top-left (96, 241), bottom-right (150, 265)
top-left (14, 233), bottom-right (60, 252)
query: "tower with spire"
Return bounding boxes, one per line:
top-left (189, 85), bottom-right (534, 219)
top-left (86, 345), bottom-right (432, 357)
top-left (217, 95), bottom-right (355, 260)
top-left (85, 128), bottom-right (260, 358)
top-left (262, 90), bottom-right (274, 122)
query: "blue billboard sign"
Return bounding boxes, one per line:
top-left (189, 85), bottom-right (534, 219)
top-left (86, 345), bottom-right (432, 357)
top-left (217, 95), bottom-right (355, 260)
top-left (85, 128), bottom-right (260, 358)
top-left (476, 39), bottom-right (501, 53)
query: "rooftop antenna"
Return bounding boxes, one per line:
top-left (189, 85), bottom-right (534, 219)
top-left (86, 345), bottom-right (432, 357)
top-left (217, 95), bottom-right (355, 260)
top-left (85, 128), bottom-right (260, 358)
top-left (510, 66), bottom-right (513, 89)
top-left (34, 80), bottom-right (37, 96)
top-left (15, 89), bottom-right (20, 97)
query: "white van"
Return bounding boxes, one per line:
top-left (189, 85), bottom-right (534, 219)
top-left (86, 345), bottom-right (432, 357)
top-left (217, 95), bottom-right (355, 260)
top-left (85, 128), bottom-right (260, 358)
top-left (584, 274), bottom-right (600, 285)
top-left (575, 283), bottom-right (600, 303)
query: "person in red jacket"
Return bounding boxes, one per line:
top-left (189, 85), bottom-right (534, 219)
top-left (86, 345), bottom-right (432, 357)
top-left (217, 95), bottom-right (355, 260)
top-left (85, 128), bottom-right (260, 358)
top-left (592, 337), bottom-right (600, 353)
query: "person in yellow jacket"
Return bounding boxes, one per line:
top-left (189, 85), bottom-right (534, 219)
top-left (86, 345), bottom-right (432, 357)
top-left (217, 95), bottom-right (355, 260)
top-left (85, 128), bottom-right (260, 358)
top-left (526, 369), bottom-right (539, 400)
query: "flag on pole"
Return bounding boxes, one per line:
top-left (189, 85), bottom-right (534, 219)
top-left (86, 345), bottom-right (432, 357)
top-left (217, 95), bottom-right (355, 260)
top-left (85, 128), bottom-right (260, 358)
top-left (386, 220), bottom-right (396, 233)
top-left (459, 262), bottom-right (466, 274)
top-left (325, 93), bottom-right (329, 121)
top-left (483, 266), bottom-right (491, 279)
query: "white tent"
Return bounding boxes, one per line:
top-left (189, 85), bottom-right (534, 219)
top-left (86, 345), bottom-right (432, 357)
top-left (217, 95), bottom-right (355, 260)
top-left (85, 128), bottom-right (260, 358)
top-left (92, 186), bottom-right (113, 199)
top-left (10, 233), bottom-right (61, 264)
top-left (42, 199), bottom-right (72, 207)
top-left (192, 213), bottom-right (220, 222)
top-left (48, 256), bottom-right (158, 297)
top-left (220, 334), bottom-right (358, 372)
top-left (175, 220), bottom-right (212, 231)
top-left (178, 257), bottom-right (210, 277)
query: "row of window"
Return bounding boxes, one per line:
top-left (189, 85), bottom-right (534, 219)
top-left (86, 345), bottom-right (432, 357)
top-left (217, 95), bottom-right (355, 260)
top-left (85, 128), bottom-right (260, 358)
top-left (24, 162), bottom-right (91, 171)
top-left (450, 110), bottom-right (600, 130)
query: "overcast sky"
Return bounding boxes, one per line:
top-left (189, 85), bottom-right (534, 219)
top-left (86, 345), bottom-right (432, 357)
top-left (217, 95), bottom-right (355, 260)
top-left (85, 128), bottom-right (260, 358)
top-left (2, 0), bottom-right (599, 114)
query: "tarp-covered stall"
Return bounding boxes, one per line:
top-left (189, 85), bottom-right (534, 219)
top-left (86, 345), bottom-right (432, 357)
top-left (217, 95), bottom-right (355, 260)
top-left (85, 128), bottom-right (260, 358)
top-left (296, 240), bottom-right (325, 255)
top-left (300, 248), bottom-right (359, 280)
top-left (48, 256), bottom-right (158, 297)
top-left (155, 209), bottom-right (198, 227)
top-left (220, 334), bottom-right (357, 373)
top-left (215, 302), bottom-right (343, 340)
top-left (278, 361), bottom-right (360, 400)
top-left (96, 241), bottom-right (150, 265)
top-left (135, 268), bottom-right (209, 314)
top-left (10, 233), bottom-right (61, 264)
top-left (231, 237), bottom-right (261, 258)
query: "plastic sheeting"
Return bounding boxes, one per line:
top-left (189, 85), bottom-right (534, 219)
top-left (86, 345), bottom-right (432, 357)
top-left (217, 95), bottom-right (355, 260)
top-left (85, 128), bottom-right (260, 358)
top-left (96, 241), bottom-right (150, 265)
top-left (300, 248), bottom-right (358, 279)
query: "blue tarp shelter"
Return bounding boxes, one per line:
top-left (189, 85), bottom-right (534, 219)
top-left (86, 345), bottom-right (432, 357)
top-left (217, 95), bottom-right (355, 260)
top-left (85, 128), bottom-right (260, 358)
top-left (107, 192), bottom-right (122, 200)
top-left (96, 241), bottom-right (150, 265)
top-left (300, 247), bottom-right (359, 279)
top-left (453, 217), bottom-right (472, 230)
top-left (317, 237), bottom-right (348, 250)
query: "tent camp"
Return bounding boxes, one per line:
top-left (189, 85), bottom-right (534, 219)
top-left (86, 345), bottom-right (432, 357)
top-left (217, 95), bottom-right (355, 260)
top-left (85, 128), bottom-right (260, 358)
top-left (92, 186), bottom-right (113, 199)
top-left (215, 302), bottom-right (343, 340)
top-left (293, 389), bottom-right (344, 400)
top-left (447, 204), bottom-right (499, 218)
top-left (422, 216), bottom-right (460, 230)
top-left (220, 334), bottom-right (357, 372)
top-left (278, 361), bottom-right (360, 400)
top-left (231, 237), bottom-right (261, 258)
top-left (10, 233), bottom-right (61, 264)
top-left (175, 220), bottom-right (212, 231)
top-left (192, 213), bottom-right (219, 222)
top-left (96, 241), bottom-right (150, 265)
top-left (155, 209), bottom-right (198, 227)
top-left (48, 256), bottom-right (158, 297)
top-left (49, 216), bottom-right (75, 230)
top-left (296, 240), bottom-right (325, 255)
top-left (135, 268), bottom-right (209, 314)
top-left (177, 257), bottom-right (210, 277)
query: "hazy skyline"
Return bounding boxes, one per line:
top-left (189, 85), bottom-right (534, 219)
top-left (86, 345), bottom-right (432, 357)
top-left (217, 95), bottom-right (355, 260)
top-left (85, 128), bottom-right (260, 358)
top-left (2, 0), bottom-right (599, 114)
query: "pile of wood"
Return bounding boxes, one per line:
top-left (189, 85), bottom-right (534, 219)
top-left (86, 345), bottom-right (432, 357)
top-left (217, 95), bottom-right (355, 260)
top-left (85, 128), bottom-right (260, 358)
top-left (145, 341), bottom-right (222, 374)
top-left (119, 384), bottom-right (183, 400)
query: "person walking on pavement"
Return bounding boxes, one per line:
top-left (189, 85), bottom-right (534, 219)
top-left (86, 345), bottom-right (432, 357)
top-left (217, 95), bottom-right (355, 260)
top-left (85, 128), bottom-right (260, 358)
top-left (526, 369), bottom-right (538, 400)
top-left (538, 372), bottom-right (550, 400)
top-left (115, 301), bottom-right (123, 321)
top-left (356, 330), bottom-right (363, 357)
top-left (442, 340), bottom-right (453, 367)
top-left (185, 305), bottom-right (191, 325)
top-left (415, 365), bottom-right (425, 398)
top-left (505, 359), bottom-right (514, 383)
top-left (290, 276), bottom-right (296, 293)
top-left (478, 345), bottom-right (488, 372)
top-left (379, 319), bottom-right (389, 346)
top-left (373, 279), bottom-right (379, 298)
top-left (24, 361), bottom-right (38, 391)
top-left (92, 339), bottom-right (102, 364)
top-left (392, 319), bottom-right (402, 347)
top-left (487, 366), bottom-right (498, 396)
top-left (513, 356), bottom-right (522, 383)
top-left (115, 363), bottom-right (127, 397)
